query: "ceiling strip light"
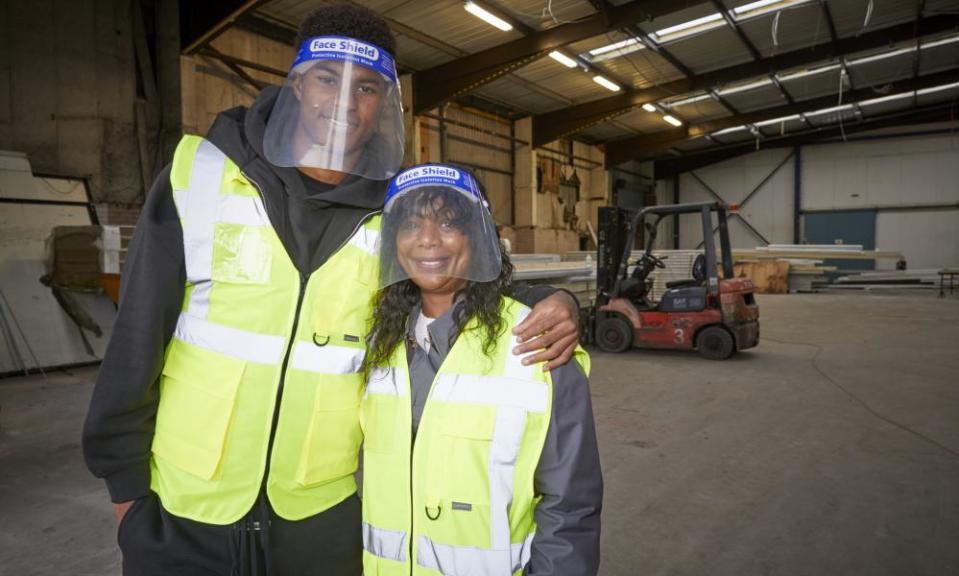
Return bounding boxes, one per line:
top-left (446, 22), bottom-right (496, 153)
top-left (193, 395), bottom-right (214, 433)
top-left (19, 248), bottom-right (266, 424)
top-left (588, 37), bottom-right (641, 58)
top-left (642, 103), bottom-right (658, 112)
top-left (857, 92), bottom-right (915, 107)
top-left (847, 46), bottom-right (916, 66)
top-left (669, 93), bottom-right (713, 107)
top-left (712, 125), bottom-right (748, 137)
top-left (593, 75), bottom-right (621, 92)
top-left (732, 0), bottom-right (814, 19)
top-left (916, 81), bottom-right (959, 96)
top-left (921, 34), bottom-right (959, 50)
top-left (663, 115), bottom-right (683, 127)
top-left (753, 114), bottom-right (802, 127)
top-left (548, 50), bottom-right (578, 68)
top-left (651, 13), bottom-right (724, 43)
top-left (776, 63), bottom-right (842, 82)
top-left (464, 1), bottom-right (513, 32)
top-left (717, 78), bottom-right (775, 96)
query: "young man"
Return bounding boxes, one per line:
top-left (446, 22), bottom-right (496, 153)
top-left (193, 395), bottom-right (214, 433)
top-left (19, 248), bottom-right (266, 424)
top-left (82, 5), bottom-right (581, 576)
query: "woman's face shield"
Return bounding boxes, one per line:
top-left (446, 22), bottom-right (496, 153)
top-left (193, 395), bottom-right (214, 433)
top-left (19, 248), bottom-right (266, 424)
top-left (263, 36), bottom-right (405, 180)
top-left (379, 165), bottom-right (502, 291)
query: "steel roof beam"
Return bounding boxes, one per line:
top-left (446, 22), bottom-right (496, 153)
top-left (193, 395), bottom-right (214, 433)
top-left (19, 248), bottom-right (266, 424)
top-left (411, 0), bottom-right (699, 114)
top-left (182, 0), bottom-right (269, 55)
top-left (654, 102), bottom-right (959, 177)
top-left (606, 66), bottom-right (959, 166)
top-left (712, 0), bottom-right (761, 60)
top-left (531, 14), bottom-right (957, 146)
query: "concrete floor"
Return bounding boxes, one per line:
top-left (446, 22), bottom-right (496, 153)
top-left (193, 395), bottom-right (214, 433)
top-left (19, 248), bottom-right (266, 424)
top-left (1, 293), bottom-right (957, 576)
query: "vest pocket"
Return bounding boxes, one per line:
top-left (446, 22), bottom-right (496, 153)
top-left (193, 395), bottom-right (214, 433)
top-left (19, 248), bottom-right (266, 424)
top-left (211, 223), bottom-right (272, 284)
top-left (295, 374), bottom-right (363, 487)
top-left (152, 340), bottom-right (245, 480)
top-left (360, 393), bottom-right (398, 454)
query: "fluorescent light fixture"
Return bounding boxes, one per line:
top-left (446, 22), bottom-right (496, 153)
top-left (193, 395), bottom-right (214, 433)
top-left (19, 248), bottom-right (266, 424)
top-left (776, 63), bottom-right (842, 82)
top-left (593, 75), bottom-right (621, 92)
top-left (753, 114), bottom-right (802, 127)
top-left (858, 91), bottom-right (914, 107)
top-left (651, 13), bottom-right (724, 43)
top-left (733, 0), bottom-right (814, 19)
top-left (711, 125), bottom-right (748, 137)
top-left (921, 34), bottom-right (959, 50)
top-left (847, 46), bottom-right (916, 66)
top-left (805, 103), bottom-right (855, 117)
top-left (916, 81), bottom-right (959, 96)
top-left (464, 1), bottom-right (512, 31)
top-left (663, 115), bottom-right (683, 127)
top-left (548, 50), bottom-right (578, 68)
top-left (587, 37), bottom-right (643, 60)
top-left (642, 103), bottom-right (658, 112)
top-left (717, 77), bottom-right (774, 96)
top-left (669, 93), bottom-right (713, 107)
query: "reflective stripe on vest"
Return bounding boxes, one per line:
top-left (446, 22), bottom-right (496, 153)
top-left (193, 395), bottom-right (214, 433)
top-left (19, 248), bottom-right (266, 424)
top-left (417, 533), bottom-right (534, 576)
top-left (361, 298), bottom-right (576, 575)
top-left (152, 135), bottom-right (381, 524)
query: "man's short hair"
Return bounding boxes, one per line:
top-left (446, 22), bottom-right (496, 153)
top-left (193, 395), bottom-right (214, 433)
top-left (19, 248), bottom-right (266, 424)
top-left (295, 4), bottom-right (396, 55)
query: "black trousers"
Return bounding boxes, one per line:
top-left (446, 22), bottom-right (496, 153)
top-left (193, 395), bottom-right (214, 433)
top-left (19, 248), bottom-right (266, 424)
top-left (118, 491), bottom-right (363, 576)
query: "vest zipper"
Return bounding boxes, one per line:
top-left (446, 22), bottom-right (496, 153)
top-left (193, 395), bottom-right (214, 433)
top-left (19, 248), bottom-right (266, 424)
top-left (241, 169), bottom-right (381, 490)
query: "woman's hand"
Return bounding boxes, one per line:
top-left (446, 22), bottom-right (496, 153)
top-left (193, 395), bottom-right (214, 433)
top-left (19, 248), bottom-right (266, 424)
top-left (512, 291), bottom-right (580, 371)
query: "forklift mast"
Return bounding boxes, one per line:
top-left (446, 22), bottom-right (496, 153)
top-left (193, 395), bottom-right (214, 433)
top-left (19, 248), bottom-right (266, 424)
top-left (596, 207), bottom-right (633, 308)
top-left (597, 202), bottom-right (737, 303)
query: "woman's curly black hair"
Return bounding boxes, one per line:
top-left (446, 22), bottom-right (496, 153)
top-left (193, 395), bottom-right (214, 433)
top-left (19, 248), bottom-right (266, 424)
top-left (295, 4), bottom-right (396, 54)
top-left (362, 183), bottom-right (513, 373)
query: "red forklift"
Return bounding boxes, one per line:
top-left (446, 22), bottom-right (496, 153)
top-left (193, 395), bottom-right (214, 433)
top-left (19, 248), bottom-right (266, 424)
top-left (589, 202), bottom-right (759, 359)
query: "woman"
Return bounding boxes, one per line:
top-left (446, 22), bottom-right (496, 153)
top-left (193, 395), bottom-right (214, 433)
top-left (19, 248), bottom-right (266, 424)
top-left (359, 164), bottom-right (603, 575)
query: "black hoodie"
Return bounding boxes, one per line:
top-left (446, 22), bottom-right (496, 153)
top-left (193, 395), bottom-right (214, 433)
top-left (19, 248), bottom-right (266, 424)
top-left (82, 87), bottom-right (555, 504)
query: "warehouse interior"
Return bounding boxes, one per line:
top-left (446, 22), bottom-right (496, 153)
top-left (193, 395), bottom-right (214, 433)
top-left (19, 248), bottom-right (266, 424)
top-left (1, 0), bottom-right (958, 574)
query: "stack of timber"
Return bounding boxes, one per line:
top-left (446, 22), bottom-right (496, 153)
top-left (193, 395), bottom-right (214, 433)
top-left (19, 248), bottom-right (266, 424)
top-left (830, 269), bottom-right (941, 291)
top-left (733, 244), bottom-right (902, 262)
top-left (511, 253), bottom-right (595, 305)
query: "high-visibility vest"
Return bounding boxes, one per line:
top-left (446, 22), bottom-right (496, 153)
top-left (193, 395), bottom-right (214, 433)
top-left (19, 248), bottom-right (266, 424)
top-left (149, 135), bottom-right (381, 524)
top-left (360, 298), bottom-right (591, 576)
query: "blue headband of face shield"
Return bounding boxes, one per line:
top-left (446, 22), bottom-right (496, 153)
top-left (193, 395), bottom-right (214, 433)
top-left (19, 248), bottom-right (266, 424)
top-left (292, 35), bottom-right (398, 82)
top-left (385, 164), bottom-right (490, 213)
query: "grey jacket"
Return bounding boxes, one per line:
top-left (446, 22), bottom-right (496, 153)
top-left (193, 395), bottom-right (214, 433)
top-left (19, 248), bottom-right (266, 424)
top-left (406, 301), bottom-right (603, 576)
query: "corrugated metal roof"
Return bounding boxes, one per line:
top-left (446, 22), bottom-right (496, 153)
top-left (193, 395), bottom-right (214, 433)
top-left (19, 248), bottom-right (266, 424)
top-left (658, 26), bottom-right (755, 74)
top-left (669, 98), bottom-right (731, 122)
top-left (722, 83), bottom-right (788, 113)
top-left (738, 3), bottom-right (830, 58)
top-left (252, 0), bottom-right (954, 152)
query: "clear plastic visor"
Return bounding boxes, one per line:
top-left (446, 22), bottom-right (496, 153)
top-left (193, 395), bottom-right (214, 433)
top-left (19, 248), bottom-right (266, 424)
top-left (263, 40), bottom-right (404, 180)
top-left (379, 184), bottom-right (502, 290)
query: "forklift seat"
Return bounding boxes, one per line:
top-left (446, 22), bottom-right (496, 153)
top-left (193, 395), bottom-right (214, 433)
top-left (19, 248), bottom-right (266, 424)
top-left (665, 279), bottom-right (701, 290)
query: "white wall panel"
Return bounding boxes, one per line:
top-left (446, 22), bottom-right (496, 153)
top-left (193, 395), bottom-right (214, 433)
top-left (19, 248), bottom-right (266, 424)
top-left (802, 133), bottom-right (959, 211)
top-left (678, 149), bottom-right (795, 249)
top-left (877, 211), bottom-right (959, 271)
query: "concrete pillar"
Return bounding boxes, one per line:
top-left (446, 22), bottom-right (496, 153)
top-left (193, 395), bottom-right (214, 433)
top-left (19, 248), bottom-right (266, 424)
top-left (513, 116), bottom-right (536, 227)
top-left (400, 74), bottom-right (421, 169)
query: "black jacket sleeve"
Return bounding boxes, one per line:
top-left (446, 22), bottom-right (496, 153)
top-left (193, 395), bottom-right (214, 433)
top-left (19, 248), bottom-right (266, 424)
top-left (526, 360), bottom-right (603, 575)
top-left (81, 165), bottom-right (185, 503)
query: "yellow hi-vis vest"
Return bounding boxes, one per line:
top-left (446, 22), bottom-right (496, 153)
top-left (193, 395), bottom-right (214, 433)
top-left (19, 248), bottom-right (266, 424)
top-left (149, 135), bottom-right (381, 524)
top-left (360, 298), bottom-right (591, 576)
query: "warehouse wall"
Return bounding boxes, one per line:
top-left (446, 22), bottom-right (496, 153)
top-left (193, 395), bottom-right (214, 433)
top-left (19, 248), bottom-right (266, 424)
top-left (802, 132), bottom-right (959, 270)
top-left (180, 27), bottom-right (291, 137)
top-left (657, 129), bottom-right (959, 270)
top-left (0, 0), bottom-right (177, 209)
top-left (659, 148), bottom-right (796, 250)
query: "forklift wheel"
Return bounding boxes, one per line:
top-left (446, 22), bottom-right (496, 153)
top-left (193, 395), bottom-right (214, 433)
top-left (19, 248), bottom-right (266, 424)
top-left (696, 326), bottom-right (735, 360)
top-left (595, 313), bottom-right (633, 353)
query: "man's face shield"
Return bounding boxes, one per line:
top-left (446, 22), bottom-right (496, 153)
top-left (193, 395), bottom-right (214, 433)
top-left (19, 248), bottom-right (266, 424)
top-left (263, 36), bottom-right (405, 180)
top-left (379, 165), bottom-right (502, 291)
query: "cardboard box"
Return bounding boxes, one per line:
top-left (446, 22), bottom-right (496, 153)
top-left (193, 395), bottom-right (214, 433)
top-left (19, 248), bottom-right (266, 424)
top-left (50, 226), bottom-right (102, 289)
